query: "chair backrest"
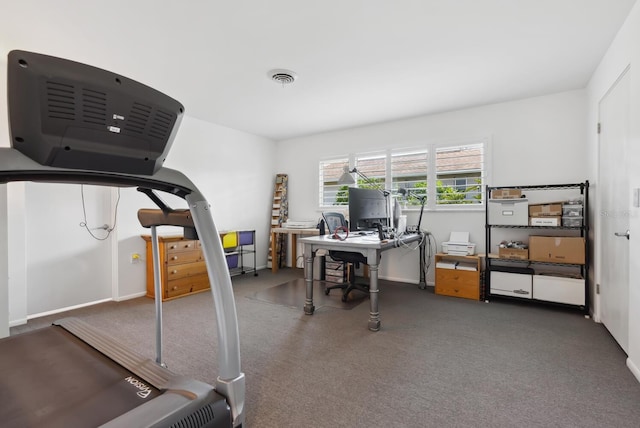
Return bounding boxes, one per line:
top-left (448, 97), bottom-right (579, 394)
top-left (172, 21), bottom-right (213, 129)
top-left (322, 212), bottom-right (347, 235)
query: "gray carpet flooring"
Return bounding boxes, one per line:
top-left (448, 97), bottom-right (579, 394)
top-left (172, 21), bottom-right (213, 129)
top-left (11, 268), bottom-right (640, 427)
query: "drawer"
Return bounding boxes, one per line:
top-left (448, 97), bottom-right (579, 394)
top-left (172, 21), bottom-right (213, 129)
top-left (166, 274), bottom-right (210, 298)
top-left (166, 261), bottom-right (208, 280)
top-left (490, 271), bottom-right (532, 299)
top-left (435, 269), bottom-right (479, 300)
top-left (533, 275), bottom-right (584, 306)
top-left (436, 269), bottom-right (478, 288)
top-left (166, 240), bottom-right (198, 253)
top-left (166, 249), bottom-right (203, 265)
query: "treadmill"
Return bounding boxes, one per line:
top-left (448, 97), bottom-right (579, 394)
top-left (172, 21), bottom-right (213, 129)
top-left (0, 51), bottom-right (245, 427)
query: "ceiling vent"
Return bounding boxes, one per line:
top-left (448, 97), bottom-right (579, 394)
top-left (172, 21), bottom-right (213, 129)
top-left (268, 69), bottom-right (297, 86)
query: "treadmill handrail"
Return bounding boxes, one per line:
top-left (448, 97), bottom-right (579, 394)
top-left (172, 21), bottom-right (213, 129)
top-left (0, 147), bottom-right (245, 426)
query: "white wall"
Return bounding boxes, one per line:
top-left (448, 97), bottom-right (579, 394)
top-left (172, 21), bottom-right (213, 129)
top-left (115, 116), bottom-right (277, 300)
top-left (0, 85), bottom-right (276, 323)
top-left (275, 90), bottom-right (587, 284)
top-left (586, 1), bottom-right (640, 380)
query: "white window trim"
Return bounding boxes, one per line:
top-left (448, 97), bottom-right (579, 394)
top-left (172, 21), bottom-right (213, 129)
top-left (318, 136), bottom-right (492, 212)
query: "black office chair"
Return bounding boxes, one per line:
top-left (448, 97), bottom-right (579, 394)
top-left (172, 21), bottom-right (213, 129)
top-left (321, 212), bottom-right (369, 302)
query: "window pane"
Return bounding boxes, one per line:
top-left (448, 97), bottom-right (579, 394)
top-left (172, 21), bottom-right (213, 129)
top-left (355, 154), bottom-right (386, 189)
top-left (320, 159), bottom-right (349, 206)
top-left (435, 144), bottom-right (484, 205)
top-left (391, 150), bottom-right (428, 206)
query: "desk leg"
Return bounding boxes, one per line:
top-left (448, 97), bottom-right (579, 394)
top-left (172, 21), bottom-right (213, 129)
top-left (368, 263), bottom-right (381, 331)
top-left (291, 234), bottom-right (297, 269)
top-left (271, 232), bottom-right (277, 273)
top-left (303, 247), bottom-right (315, 315)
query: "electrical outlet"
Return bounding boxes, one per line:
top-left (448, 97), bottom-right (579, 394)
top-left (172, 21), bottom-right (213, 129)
top-left (131, 253), bottom-right (141, 264)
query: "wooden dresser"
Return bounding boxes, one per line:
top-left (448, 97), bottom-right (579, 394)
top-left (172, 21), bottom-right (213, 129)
top-left (434, 253), bottom-right (481, 300)
top-left (142, 235), bottom-right (210, 301)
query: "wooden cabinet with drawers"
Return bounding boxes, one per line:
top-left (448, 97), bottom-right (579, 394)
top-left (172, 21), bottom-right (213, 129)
top-left (142, 235), bottom-right (210, 301)
top-left (434, 253), bottom-right (481, 300)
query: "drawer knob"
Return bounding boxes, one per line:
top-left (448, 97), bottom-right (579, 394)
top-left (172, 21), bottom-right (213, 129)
top-left (171, 270), bottom-right (178, 274)
top-left (184, 244), bottom-right (192, 248)
top-left (172, 286), bottom-right (178, 290)
top-left (171, 256), bottom-right (178, 260)
top-left (170, 245), bottom-right (177, 249)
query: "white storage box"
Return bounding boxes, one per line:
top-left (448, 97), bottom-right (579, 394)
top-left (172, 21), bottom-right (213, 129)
top-left (530, 216), bottom-right (561, 226)
top-left (488, 198), bottom-right (529, 226)
top-left (490, 271), bottom-right (532, 299)
top-left (533, 275), bottom-right (585, 306)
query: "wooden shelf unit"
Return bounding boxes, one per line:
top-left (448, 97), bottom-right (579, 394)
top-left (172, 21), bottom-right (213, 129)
top-left (434, 253), bottom-right (481, 300)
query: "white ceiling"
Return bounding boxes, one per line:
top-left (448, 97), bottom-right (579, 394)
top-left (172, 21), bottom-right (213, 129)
top-left (1, 0), bottom-right (637, 141)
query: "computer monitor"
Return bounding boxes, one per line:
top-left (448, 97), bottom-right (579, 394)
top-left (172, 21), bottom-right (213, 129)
top-left (348, 187), bottom-right (388, 231)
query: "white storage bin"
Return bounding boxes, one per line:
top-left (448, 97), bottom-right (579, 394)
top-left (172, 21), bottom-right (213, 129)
top-left (490, 271), bottom-right (532, 299)
top-left (533, 275), bottom-right (585, 306)
top-left (488, 198), bottom-right (529, 226)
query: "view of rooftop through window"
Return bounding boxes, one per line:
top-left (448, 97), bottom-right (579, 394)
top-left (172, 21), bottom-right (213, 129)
top-left (320, 140), bottom-right (486, 209)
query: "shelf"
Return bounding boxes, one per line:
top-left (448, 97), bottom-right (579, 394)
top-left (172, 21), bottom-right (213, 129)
top-left (486, 181), bottom-right (589, 313)
top-left (487, 225), bottom-right (584, 230)
top-left (491, 183), bottom-right (587, 192)
top-left (434, 253), bottom-right (481, 300)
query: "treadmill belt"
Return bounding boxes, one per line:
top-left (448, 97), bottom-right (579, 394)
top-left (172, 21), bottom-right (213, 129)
top-left (0, 325), bottom-right (162, 428)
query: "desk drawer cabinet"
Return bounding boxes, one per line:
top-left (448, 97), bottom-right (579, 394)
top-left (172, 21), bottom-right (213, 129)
top-left (435, 269), bottom-right (479, 300)
top-left (434, 253), bottom-right (481, 300)
top-left (142, 235), bottom-right (210, 301)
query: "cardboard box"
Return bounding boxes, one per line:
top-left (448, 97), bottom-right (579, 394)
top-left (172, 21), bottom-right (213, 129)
top-left (491, 188), bottom-right (522, 199)
top-left (498, 247), bottom-right (529, 260)
top-left (529, 203), bottom-right (563, 217)
top-left (528, 236), bottom-right (585, 264)
top-left (530, 216), bottom-right (561, 226)
top-left (488, 198), bottom-right (529, 226)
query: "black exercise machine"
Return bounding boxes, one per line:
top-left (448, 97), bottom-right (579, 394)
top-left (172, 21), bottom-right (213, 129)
top-left (0, 50), bottom-right (245, 427)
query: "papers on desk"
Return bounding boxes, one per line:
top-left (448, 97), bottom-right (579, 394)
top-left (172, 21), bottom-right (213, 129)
top-left (436, 260), bottom-right (478, 271)
top-left (283, 220), bottom-right (317, 229)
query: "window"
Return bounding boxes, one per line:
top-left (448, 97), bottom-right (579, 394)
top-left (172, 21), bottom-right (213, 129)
top-left (435, 143), bottom-right (484, 206)
top-left (391, 150), bottom-right (428, 206)
top-left (354, 153), bottom-right (386, 189)
top-left (319, 137), bottom-right (489, 210)
top-left (319, 158), bottom-right (349, 206)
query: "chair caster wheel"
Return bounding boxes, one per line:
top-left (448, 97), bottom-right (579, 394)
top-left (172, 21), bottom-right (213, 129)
top-left (325, 289), bottom-right (330, 295)
top-left (341, 295), bottom-right (348, 302)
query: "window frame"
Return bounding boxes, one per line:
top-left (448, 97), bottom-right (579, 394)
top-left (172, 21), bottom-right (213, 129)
top-left (318, 136), bottom-right (491, 212)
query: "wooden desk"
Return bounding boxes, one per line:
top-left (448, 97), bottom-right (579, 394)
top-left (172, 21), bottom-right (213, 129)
top-left (299, 233), bottom-right (425, 331)
top-left (271, 227), bottom-right (319, 273)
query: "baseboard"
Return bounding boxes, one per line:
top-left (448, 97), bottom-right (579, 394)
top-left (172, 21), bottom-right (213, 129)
top-left (379, 275), bottom-right (434, 287)
top-left (627, 357), bottom-right (640, 383)
top-left (26, 297), bottom-right (113, 321)
top-left (114, 291), bottom-right (147, 302)
top-left (9, 318), bottom-right (28, 328)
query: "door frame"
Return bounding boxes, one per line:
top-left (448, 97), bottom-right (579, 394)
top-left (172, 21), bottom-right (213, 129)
top-left (594, 66), bottom-right (631, 334)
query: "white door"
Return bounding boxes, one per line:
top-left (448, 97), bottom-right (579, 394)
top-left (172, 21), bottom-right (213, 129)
top-left (598, 68), bottom-right (630, 353)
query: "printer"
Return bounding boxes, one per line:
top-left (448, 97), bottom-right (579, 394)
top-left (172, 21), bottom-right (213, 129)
top-left (442, 231), bottom-right (476, 256)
